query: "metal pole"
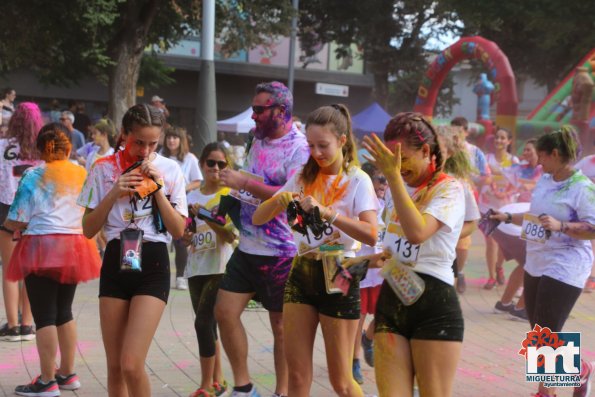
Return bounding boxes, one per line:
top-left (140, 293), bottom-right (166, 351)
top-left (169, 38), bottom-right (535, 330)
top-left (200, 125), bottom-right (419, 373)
top-left (287, 0), bottom-right (299, 92)
top-left (195, 0), bottom-right (217, 155)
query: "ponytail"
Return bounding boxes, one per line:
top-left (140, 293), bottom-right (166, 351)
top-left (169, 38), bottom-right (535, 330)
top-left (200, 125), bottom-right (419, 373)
top-left (536, 126), bottom-right (581, 163)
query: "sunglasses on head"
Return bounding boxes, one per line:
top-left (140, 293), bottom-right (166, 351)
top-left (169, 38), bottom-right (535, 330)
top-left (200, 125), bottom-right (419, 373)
top-left (252, 104), bottom-right (278, 115)
top-left (205, 159), bottom-right (228, 169)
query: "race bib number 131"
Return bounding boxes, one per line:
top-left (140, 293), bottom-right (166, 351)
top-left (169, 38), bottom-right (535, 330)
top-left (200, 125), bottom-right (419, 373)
top-left (383, 222), bottom-right (420, 264)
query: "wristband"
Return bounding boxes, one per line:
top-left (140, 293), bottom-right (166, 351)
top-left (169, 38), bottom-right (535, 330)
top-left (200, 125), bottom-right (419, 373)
top-left (560, 221), bottom-right (568, 234)
top-left (504, 212), bottom-right (512, 224)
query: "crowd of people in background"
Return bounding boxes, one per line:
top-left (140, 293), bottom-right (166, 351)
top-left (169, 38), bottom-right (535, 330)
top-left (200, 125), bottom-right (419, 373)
top-left (0, 81), bottom-right (594, 397)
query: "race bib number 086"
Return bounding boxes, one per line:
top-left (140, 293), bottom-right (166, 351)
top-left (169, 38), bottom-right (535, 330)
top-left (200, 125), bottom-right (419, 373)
top-left (383, 222), bottom-right (420, 264)
top-left (520, 214), bottom-right (548, 244)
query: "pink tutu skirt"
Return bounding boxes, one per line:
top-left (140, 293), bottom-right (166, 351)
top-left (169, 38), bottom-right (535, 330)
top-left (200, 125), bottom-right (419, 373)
top-left (7, 234), bottom-right (101, 284)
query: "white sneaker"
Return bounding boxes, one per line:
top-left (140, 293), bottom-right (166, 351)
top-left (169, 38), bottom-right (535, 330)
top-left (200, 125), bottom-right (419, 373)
top-left (175, 277), bottom-right (188, 290)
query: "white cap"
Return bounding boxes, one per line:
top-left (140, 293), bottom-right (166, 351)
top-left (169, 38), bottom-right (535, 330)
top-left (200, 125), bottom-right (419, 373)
top-left (151, 95), bottom-right (164, 102)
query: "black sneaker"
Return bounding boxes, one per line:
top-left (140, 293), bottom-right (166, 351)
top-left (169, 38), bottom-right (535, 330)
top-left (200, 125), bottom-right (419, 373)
top-left (494, 301), bottom-right (514, 314)
top-left (509, 307), bottom-right (528, 322)
top-left (56, 373), bottom-right (81, 390)
top-left (0, 323), bottom-right (22, 342)
top-left (15, 376), bottom-right (60, 396)
top-left (20, 325), bottom-right (36, 341)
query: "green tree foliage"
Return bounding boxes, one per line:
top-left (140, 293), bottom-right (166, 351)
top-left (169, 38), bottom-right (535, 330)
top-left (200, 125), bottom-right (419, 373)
top-left (0, 0), bottom-right (292, 123)
top-left (299, 0), bottom-right (462, 112)
top-left (450, 0), bottom-right (595, 90)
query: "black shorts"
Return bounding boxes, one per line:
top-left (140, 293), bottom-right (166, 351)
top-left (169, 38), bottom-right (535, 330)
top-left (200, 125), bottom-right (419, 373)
top-left (99, 239), bottom-right (170, 303)
top-left (284, 256), bottom-right (360, 320)
top-left (0, 202), bottom-right (13, 234)
top-left (219, 248), bottom-right (292, 312)
top-left (375, 273), bottom-right (464, 341)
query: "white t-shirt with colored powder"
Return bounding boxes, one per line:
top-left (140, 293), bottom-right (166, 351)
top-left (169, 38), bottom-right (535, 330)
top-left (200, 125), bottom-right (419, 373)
top-left (9, 161), bottom-right (87, 235)
top-left (185, 187), bottom-right (235, 277)
top-left (0, 138), bottom-right (43, 205)
top-left (524, 171), bottom-right (595, 289)
top-left (77, 152), bottom-right (188, 243)
top-left (238, 126), bottom-right (310, 257)
top-left (278, 166), bottom-right (378, 257)
top-left (384, 175), bottom-right (465, 285)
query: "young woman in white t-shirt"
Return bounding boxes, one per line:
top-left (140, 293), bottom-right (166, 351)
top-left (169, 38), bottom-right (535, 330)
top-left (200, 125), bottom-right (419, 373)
top-left (491, 127), bottom-right (595, 397)
top-left (184, 142), bottom-right (235, 397)
top-left (4, 123), bottom-right (101, 395)
top-left (479, 127), bottom-right (519, 289)
top-left (0, 102), bottom-right (44, 341)
top-left (253, 104), bottom-right (378, 397)
top-left (78, 104), bottom-right (187, 397)
top-left (160, 126), bottom-right (203, 290)
top-left (363, 112), bottom-right (465, 397)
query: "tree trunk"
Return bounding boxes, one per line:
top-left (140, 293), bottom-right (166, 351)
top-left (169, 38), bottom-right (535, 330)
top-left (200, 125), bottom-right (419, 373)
top-left (107, 0), bottom-right (159, 128)
top-left (373, 69), bottom-right (389, 109)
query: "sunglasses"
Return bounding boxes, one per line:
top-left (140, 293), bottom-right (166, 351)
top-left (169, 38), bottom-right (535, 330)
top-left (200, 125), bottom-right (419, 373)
top-left (373, 176), bottom-right (388, 184)
top-left (59, 117), bottom-right (69, 121)
top-left (205, 159), bottom-right (228, 169)
top-left (252, 104), bottom-right (278, 115)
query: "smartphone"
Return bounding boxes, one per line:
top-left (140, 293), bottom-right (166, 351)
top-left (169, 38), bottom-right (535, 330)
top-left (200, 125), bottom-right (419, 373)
top-left (196, 207), bottom-right (226, 226)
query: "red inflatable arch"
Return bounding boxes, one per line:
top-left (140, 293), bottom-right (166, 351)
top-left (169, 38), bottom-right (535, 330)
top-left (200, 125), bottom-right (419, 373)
top-left (413, 36), bottom-right (518, 141)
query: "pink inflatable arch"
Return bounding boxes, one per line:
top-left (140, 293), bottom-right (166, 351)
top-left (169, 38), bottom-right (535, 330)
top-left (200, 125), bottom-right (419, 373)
top-left (413, 36), bottom-right (518, 142)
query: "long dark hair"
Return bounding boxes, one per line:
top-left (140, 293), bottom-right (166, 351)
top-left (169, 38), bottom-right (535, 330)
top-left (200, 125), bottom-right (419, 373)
top-left (300, 104), bottom-right (358, 186)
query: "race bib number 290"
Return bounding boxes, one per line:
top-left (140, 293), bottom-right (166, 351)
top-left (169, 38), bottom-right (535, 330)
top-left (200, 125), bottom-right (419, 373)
top-left (383, 222), bottom-right (420, 264)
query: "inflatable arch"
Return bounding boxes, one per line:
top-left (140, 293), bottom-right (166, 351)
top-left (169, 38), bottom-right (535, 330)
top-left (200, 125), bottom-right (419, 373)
top-left (413, 36), bottom-right (518, 141)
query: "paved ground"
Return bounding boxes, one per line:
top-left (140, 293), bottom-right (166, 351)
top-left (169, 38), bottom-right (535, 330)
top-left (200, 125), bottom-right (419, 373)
top-left (1, 237), bottom-right (594, 396)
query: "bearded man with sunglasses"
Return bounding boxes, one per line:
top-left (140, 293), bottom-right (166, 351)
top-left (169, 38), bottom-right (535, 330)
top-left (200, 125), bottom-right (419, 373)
top-left (215, 81), bottom-right (309, 397)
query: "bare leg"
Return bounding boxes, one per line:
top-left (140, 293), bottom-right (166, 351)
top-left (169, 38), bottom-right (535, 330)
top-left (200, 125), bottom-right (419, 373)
top-left (411, 339), bottom-right (462, 397)
top-left (214, 290), bottom-right (253, 387)
top-left (199, 355), bottom-right (216, 390)
top-left (100, 297), bottom-right (130, 397)
top-left (365, 318), bottom-right (375, 340)
top-left (500, 263), bottom-right (524, 306)
top-left (375, 333), bottom-right (414, 397)
top-left (0, 231), bottom-right (19, 327)
top-left (283, 303), bottom-right (318, 397)
top-left (485, 235), bottom-right (498, 280)
top-left (213, 340), bottom-right (224, 384)
top-left (56, 320), bottom-right (77, 376)
top-left (120, 295), bottom-right (166, 397)
top-left (269, 311), bottom-right (288, 396)
top-left (320, 314), bottom-right (363, 397)
top-left (36, 325), bottom-right (58, 382)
